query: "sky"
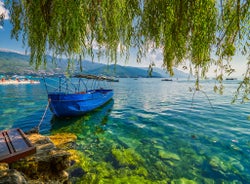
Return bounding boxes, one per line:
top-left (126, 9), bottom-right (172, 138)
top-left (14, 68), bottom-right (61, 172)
top-left (0, 1), bottom-right (248, 77)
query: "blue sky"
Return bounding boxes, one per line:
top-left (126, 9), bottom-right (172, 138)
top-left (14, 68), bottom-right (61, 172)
top-left (0, 21), bottom-right (27, 53)
top-left (0, 1), bottom-right (27, 53)
top-left (0, 1), bottom-right (248, 77)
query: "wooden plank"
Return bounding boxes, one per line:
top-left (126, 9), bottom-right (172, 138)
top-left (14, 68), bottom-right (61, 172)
top-left (0, 132), bottom-right (10, 157)
top-left (7, 129), bottom-right (29, 152)
top-left (3, 131), bottom-right (15, 154)
top-left (0, 128), bottom-right (36, 163)
top-left (17, 128), bottom-right (34, 147)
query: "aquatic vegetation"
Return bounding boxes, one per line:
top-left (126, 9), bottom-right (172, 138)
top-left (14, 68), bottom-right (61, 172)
top-left (101, 175), bottom-right (158, 184)
top-left (67, 150), bottom-right (92, 175)
top-left (158, 150), bottom-right (181, 161)
top-left (67, 148), bottom-right (167, 183)
top-left (154, 161), bottom-right (174, 178)
top-left (229, 160), bottom-right (244, 174)
top-left (94, 161), bottom-right (116, 178)
top-left (134, 166), bottom-right (148, 177)
top-left (171, 178), bottom-right (197, 184)
top-left (49, 133), bottom-right (77, 149)
top-left (44, 114), bottom-right (250, 183)
top-left (178, 147), bottom-right (205, 167)
top-left (154, 144), bottom-right (165, 150)
top-left (3, 108), bottom-right (17, 114)
top-left (79, 174), bottom-right (154, 184)
top-left (209, 156), bottom-right (229, 173)
top-left (111, 147), bottom-right (144, 167)
top-left (118, 136), bottom-right (142, 149)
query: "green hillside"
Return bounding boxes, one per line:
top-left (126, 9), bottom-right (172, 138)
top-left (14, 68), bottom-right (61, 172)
top-left (85, 64), bottom-right (162, 78)
top-left (0, 51), bottom-right (65, 75)
top-left (0, 50), bottom-right (189, 78)
top-left (0, 51), bottom-right (34, 75)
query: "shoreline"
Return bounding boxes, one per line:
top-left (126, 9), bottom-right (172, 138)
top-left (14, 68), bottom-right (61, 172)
top-left (0, 79), bottom-right (40, 85)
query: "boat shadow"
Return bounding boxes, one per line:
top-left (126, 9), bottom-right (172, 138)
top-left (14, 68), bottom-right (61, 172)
top-left (49, 99), bottom-right (114, 134)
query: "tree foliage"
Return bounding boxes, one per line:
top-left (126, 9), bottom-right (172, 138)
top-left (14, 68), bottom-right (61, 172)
top-left (3, 0), bottom-right (250, 101)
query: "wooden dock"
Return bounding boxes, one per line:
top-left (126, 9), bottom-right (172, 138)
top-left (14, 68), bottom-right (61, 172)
top-left (0, 128), bottom-right (36, 163)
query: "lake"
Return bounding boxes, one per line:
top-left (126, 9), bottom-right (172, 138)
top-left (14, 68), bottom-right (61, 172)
top-left (0, 78), bottom-right (249, 183)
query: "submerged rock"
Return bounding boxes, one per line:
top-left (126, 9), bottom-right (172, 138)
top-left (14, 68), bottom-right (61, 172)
top-left (209, 156), bottom-right (228, 172)
top-left (158, 150), bottom-right (181, 161)
top-left (111, 148), bottom-right (144, 167)
top-left (0, 133), bottom-right (74, 184)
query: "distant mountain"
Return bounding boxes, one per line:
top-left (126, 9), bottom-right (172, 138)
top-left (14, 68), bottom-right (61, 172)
top-left (83, 64), bottom-right (162, 78)
top-left (0, 51), bottom-right (33, 75)
top-left (0, 51), bottom-right (66, 76)
top-left (0, 50), bottom-right (189, 78)
top-left (145, 67), bottom-right (191, 78)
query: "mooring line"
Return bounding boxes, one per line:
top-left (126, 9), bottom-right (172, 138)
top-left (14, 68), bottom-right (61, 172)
top-left (37, 101), bottom-right (50, 132)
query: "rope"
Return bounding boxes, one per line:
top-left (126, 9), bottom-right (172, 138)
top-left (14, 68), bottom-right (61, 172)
top-left (37, 100), bottom-right (50, 133)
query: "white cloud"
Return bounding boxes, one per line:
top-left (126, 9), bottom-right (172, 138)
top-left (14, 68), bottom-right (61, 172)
top-left (0, 48), bottom-right (26, 55)
top-left (0, 1), bottom-right (9, 20)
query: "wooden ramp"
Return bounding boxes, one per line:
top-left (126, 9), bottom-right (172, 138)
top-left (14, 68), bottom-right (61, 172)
top-left (0, 128), bottom-right (36, 163)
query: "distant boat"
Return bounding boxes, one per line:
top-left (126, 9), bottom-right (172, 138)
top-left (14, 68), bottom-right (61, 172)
top-left (161, 78), bottom-right (173, 81)
top-left (226, 78), bottom-right (237, 80)
top-left (106, 78), bottom-right (119, 82)
top-left (44, 75), bottom-right (114, 117)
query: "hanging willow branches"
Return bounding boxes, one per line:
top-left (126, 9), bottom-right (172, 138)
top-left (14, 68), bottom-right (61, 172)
top-left (5, 0), bottom-right (141, 68)
top-left (3, 0), bottom-right (250, 100)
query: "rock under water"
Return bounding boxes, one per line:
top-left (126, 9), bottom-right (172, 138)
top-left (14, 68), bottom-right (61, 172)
top-left (0, 133), bottom-right (76, 184)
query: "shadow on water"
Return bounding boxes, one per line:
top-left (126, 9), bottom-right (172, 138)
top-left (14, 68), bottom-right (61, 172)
top-left (49, 99), bottom-right (114, 135)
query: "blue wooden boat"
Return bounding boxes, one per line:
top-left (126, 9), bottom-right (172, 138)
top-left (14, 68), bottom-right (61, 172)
top-left (44, 75), bottom-right (114, 117)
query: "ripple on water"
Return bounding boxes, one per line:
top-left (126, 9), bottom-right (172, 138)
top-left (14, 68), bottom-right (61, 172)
top-left (1, 79), bottom-right (250, 183)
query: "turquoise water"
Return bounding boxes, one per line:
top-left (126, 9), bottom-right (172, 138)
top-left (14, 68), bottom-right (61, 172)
top-left (0, 78), bottom-right (249, 183)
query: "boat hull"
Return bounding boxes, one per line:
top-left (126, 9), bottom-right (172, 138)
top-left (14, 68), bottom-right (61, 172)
top-left (48, 89), bottom-right (114, 117)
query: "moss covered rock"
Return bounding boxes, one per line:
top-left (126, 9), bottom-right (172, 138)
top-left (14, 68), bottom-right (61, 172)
top-left (0, 169), bottom-right (27, 184)
top-left (209, 156), bottom-right (228, 173)
top-left (49, 133), bottom-right (77, 149)
top-left (158, 150), bottom-right (181, 161)
top-left (9, 133), bottom-right (71, 183)
top-left (111, 148), bottom-right (144, 167)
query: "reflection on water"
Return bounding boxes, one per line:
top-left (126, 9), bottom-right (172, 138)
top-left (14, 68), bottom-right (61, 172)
top-left (50, 99), bottom-right (114, 135)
